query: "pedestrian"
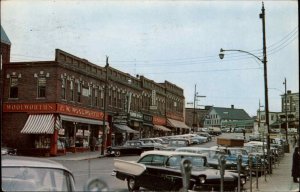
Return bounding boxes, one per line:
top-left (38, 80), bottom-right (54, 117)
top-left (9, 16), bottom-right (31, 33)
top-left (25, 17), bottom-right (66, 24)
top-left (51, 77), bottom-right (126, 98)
top-left (291, 146), bottom-right (300, 183)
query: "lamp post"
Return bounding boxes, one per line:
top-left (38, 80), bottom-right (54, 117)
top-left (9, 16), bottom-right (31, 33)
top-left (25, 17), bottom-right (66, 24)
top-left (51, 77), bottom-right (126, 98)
top-left (101, 56), bottom-right (109, 156)
top-left (219, 2), bottom-right (272, 174)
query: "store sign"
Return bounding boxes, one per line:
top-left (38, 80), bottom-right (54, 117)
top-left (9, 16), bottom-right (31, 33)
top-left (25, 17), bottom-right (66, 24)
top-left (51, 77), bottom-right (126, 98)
top-left (113, 113), bottom-right (128, 124)
top-left (129, 112), bottom-right (143, 120)
top-left (3, 103), bottom-right (56, 112)
top-left (153, 116), bottom-right (166, 125)
top-left (57, 104), bottom-right (104, 120)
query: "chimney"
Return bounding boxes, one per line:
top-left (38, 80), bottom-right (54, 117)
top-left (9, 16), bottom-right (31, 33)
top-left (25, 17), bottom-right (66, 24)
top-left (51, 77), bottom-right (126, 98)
top-left (287, 90), bottom-right (292, 94)
top-left (231, 105), bottom-right (234, 109)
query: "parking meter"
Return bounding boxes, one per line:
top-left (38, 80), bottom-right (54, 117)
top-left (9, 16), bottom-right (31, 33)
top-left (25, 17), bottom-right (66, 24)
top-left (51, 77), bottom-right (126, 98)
top-left (249, 155), bottom-right (253, 192)
top-left (219, 155), bottom-right (226, 192)
top-left (255, 155), bottom-right (260, 190)
top-left (237, 155), bottom-right (242, 192)
top-left (181, 158), bottom-right (192, 192)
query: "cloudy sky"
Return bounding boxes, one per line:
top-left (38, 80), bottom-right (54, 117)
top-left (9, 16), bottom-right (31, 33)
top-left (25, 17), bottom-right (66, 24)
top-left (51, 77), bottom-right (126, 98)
top-left (1, 0), bottom-right (298, 116)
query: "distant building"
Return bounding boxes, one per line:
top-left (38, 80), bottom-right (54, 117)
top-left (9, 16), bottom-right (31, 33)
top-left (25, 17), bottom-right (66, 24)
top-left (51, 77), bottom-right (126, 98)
top-left (258, 90), bottom-right (299, 130)
top-left (185, 106), bottom-right (212, 132)
top-left (203, 105), bottom-right (252, 129)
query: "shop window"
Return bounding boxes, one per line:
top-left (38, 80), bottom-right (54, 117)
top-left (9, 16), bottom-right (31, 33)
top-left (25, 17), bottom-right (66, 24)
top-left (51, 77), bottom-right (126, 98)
top-left (38, 77), bottom-right (46, 98)
top-left (35, 135), bottom-right (51, 148)
top-left (9, 77), bottom-right (19, 98)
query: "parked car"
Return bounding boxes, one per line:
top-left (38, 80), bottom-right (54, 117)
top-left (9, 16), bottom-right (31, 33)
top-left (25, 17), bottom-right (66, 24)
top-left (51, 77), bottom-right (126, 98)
top-left (106, 140), bottom-right (157, 157)
top-left (2, 156), bottom-right (76, 191)
top-left (196, 132), bottom-right (212, 141)
top-left (139, 138), bottom-right (166, 150)
top-left (207, 127), bottom-right (222, 136)
top-left (1, 146), bottom-right (17, 155)
top-left (163, 138), bottom-right (190, 151)
top-left (190, 135), bottom-right (208, 144)
top-left (210, 146), bottom-right (250, 175)
top-left (233, 127), bottom-right (245, 133)
top-left (175, 147), bottom-right (227, 167)
top-left (113, 150), bottom-right (247, 191)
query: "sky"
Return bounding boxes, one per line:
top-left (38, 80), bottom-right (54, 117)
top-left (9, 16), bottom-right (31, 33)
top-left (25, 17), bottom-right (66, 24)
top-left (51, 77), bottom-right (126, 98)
top-left (1, 0), bottom-right (298, 117)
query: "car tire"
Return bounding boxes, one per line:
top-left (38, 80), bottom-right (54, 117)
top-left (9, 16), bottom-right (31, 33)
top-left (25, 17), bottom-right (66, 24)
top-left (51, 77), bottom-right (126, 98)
top-left (127, 177), bottom-right (140, 191)
top-left (115, 150), bottom-right (121, 157)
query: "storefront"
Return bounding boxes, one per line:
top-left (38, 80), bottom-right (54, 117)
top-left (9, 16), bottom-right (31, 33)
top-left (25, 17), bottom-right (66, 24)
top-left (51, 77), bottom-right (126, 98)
top-left (167, 118), bottom-right (191, 134)
top-left (142, 114), bottom-right (153, 138)
top-left (3, 103), bottom-right (108, 156)
top-left (128, 111), bottom-right (143, 139)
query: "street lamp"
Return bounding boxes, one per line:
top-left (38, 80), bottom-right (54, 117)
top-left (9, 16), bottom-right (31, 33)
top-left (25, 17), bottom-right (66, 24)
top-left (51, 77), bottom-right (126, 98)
top-left (219, 2), bottom-right (272, 174)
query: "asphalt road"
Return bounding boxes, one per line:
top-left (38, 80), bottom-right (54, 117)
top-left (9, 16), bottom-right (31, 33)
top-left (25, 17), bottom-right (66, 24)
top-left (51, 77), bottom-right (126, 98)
top-left (56, 132), bottom-right (249, 191)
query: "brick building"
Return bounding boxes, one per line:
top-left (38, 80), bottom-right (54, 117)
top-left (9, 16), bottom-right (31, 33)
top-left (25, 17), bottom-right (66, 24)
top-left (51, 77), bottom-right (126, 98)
top-left (1, 26), bottom-right (189, 156)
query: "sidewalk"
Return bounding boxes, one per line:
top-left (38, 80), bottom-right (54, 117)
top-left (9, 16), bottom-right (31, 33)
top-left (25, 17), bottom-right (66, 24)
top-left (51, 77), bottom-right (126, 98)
top-left (250, 147), bottom-right (299, 192)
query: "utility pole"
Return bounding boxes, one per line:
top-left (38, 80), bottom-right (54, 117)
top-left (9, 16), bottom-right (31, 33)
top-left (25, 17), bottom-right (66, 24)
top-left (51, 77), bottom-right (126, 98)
top-left (283, 78), bottom-right (289, 152)
top-left (101, 56), bottom-right (109, 156)
top-left (260, 2), bottom-right (272, 174)
top-left (192, 84), bottom-right (206, 133)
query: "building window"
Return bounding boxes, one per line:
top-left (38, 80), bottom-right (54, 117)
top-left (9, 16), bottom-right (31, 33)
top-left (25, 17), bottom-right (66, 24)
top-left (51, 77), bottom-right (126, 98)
top-left (9, 77), bottom-right (18, 98)
top-left (77, 82), bottom-right (81, 103)
top-left (100, 89), bottom-right (104, 108)
top-left (89, 86), bottom-right (93, 106)
top-left (38, 77), bottom-right (46, 98)
top-left (94, 89), bottom-right (98, 107)
top-left (70, 80), bottom-right (74, 101)
top-left (61, 78), bottom-right (66, 100)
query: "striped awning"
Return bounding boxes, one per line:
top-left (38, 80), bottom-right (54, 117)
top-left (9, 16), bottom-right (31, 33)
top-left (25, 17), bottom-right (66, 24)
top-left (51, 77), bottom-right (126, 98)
top-left (167, 119), bottom-right (190, 129)
top-left (21, 114), bottom-right (61, 134)
top-left (154, 125), bottom-right (171, 132)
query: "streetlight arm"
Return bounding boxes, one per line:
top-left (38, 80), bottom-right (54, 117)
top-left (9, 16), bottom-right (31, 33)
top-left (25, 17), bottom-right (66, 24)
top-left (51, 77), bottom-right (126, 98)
top-left (219, 48), bottom-right (264, 63)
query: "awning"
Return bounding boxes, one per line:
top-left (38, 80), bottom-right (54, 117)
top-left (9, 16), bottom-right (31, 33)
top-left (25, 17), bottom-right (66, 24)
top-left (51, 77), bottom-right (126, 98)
top-left (60, 114), bottom-right (108, 125)
top-left (114, 124), bottom-right (139, 133)
top-left (154, 125), bottom-right (171, 132)
top-left (21, 114), bottom-right (61, 134)
top-left (167, 119), bottom-right (190, 129)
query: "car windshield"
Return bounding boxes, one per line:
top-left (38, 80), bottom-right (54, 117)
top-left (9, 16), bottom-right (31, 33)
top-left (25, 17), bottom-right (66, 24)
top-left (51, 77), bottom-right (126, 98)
top-left (167, 155), bottom-right (206, 168)
top-left (229, 149), bottom-right (248, 156)
top-left (2, 167), bottom-right (74, 191)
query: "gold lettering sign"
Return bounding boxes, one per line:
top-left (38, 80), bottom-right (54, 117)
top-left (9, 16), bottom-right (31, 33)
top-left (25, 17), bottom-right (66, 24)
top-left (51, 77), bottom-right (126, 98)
top-left (57, 104), bottom-right (104, 120)
top-left (3, 103), bottom-right (56, 112)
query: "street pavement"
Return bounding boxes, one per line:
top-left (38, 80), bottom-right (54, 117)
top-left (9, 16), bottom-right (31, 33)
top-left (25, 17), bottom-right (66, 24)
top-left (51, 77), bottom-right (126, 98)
top-left (48, 147), bottom-right (300, 192)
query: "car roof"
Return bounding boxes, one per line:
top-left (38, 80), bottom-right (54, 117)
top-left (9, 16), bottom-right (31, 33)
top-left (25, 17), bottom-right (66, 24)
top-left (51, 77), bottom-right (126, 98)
top-left (2, 156), bottom-right (72, 173)
top-left (176, 147), bottom-right (218, 151)
top-left (140, 150), bottom-right (207, 158)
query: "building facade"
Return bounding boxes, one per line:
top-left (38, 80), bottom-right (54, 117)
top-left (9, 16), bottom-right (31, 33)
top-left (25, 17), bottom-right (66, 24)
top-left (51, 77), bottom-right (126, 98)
top-left (203, 105), bottom-right (252, 129)
top-left (1, 27), bottom-right (189, 156)
top-left (185, 106), bottom-right (211, 132)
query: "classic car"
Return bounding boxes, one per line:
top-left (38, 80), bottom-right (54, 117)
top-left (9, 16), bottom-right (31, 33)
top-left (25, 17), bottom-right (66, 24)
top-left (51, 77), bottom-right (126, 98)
top-left (210, 146), bottom-right (250, 175)
top-left (113, 150), bottom-right (247, 191)
top-left (106, 140), bottom-right (157, 157)
top-left (139, 138), bottom-right (166, 149)
top-left (196, 132), bottom-right (212, 141)
top-left (1, 146), bottom-right (17, 155)
top-left (163, 138), bottom-right (190, 151)
top-left (2, 156), bottom-right (76, 191)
